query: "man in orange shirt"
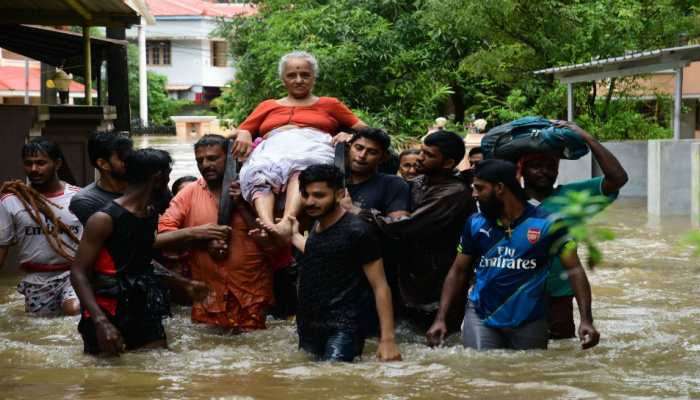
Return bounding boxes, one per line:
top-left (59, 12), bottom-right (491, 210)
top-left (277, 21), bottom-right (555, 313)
top-left (156, 134), bottom-right (273, 331)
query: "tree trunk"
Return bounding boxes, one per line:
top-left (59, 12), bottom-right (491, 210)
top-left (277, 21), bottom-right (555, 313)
top-left (451, 83), bottom-right (465, 123)
top-left (601, 78), bottom-right (616, 121)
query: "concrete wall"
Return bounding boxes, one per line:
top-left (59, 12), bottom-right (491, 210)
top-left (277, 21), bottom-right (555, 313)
top-left (556, 153), bottom-right (593, 185)
top-left (647, 139), bottom-right (698, 216)
top-left (692, 142), bottom-right (700, 225)
top-left (594, 141), bottom-right (648, 197)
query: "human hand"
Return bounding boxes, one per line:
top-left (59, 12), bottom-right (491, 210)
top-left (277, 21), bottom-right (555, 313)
top-left (207, 239), bottom-right (229, 260)
top-left (185, 280), bottom-right (209, 302)
top-left (232, 130), bottom-right (253, 160)
top-left (551, 119), bottom-right (590, 139)
top-left (339, 189), bottom-right (354, 212)
top-left (286, 215), bottom-right (300, 236)
top-left (426, 320), bottom-right (448, 347)
top-left (332, 131), bottom-right (354, 145)
top-left (191, 224), bottom-right (231, 241)
top-left (95, 318), bottom-right (125, 356)
top-left (376, 339), bottom-right (402, 361)
top-left (229, 181), bottom-right (243, 204)
top-left (578, 321), bottom-right (600, 350)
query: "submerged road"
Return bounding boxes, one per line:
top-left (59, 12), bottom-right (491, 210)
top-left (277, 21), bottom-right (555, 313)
top-left (0, 136), bottom-right (697, 399)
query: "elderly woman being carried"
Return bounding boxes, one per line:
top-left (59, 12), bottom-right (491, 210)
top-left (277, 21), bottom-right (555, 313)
top-left (231, 51), bottom-right (367, 236)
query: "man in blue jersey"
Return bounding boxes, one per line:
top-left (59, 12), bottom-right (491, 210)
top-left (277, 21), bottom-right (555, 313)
top-left (518, 120), bottom-right (627, 339)
top-left (426, 159), bottom-right (599, 350)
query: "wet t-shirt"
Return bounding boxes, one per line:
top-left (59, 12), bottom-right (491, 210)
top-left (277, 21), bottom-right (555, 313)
top-left (69, 182), bottom-right (121, 225)
top-left (347, 173), bottom-right (410, 215)
top-left (297, 212), bottom-right (381, 332)
top-left (0, 184), bottom-right (82, 270)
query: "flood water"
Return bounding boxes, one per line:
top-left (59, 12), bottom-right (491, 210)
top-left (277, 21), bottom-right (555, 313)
top-left (0, 136), bottom-right (698, 399)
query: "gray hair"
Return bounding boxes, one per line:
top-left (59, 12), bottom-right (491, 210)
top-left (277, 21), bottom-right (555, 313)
top-left (278, 51), bottom-right (319, 79)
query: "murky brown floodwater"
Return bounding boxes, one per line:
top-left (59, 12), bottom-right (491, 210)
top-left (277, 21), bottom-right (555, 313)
top-left (0, 136), bottom-right (698, 399)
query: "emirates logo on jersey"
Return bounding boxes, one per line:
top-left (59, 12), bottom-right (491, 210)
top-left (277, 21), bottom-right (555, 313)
top-left (527, 228), bottom-right (541, 244)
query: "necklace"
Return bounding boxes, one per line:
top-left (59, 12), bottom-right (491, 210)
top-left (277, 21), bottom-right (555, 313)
top-left (499, 219), bottom-right (514, 237)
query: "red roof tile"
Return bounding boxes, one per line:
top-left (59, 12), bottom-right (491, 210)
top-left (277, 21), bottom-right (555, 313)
top-left (0, 66), bottom-right (86, 93)
top-left (145, 0), bottom-right (256, 18)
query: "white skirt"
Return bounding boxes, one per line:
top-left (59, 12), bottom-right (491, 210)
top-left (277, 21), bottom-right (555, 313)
top-left (240, 127), bottom-right (335, 202)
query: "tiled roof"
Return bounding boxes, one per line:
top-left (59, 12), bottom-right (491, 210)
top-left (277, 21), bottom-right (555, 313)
top-left (0, 66), bottom-right (86, 93)
top-left (145, 0), bottom-right (256, 18)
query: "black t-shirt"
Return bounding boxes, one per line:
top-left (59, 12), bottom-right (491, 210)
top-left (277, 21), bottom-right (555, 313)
top-left (297, 212), bottom-right (382, 332)
top-left (69, 182), bottom-right (121, 225)
top-left (347, 173), bottom-right (410, 214)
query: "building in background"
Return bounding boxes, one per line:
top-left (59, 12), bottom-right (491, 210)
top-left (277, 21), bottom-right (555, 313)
top-left (126, 0), bottom-right (255, 105)
top-left (0, 49), bottom-right (88, 105)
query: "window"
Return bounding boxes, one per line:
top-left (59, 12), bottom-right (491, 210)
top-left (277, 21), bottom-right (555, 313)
top-left (211, 41), bottom-right (228, 67)
top-left (147, 41), bottom-right (171, 65)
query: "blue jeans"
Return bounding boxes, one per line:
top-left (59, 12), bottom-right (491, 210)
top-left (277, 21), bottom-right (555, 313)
top-left (298, 324), bottom-right (365, 362)
top-left (461, 302), bottom-right (549, 350)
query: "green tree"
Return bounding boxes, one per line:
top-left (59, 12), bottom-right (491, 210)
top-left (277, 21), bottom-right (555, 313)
top-left (218, 0), bottom-right (698, 140)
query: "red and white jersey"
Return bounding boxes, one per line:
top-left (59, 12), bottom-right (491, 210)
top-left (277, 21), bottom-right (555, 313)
top-left (0, 183), bottom-right (82, 271)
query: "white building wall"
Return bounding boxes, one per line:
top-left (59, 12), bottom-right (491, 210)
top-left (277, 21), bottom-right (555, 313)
top-left (126, 17), bottom-right (235, 93)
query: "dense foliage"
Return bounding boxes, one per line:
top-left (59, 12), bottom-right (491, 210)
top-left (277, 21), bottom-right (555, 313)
top-left (216, 0), bottom-right (699, 140)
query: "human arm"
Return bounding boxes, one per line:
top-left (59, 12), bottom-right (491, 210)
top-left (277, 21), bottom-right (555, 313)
top-left (553, 120), bottom-right (628, 195)
top-left (0, 201), bottom-right (15, 268)
top-left (233, 100), bottom-right (274, 159)
top-left (368, 183), bottom-right (473, 240)
top-left (155, 224), bottom-right (231, 249)
top-left (426, 254), bottom-right (474, 346)
top-left (155, 187), bottom-right (231, 249)
top-left (287, 216), bottom-right (306, 252)
top-left (69, 212), bottom-right (124, 356)
top-left (560, 244), bottom-right (600, 349)
top-left (363, 258), bottom-right (402, 361)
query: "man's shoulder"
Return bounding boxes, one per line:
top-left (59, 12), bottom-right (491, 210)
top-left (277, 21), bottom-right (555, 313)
top-left (375, 173), bottom-right (408, 186)
top-left (555, 177), bottom-right (604, 195)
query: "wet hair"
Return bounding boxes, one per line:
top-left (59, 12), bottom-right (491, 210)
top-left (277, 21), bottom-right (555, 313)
top-left (194, 134), bottom-right (228, 150)
top-left (124, 148), bottom-right (173, 185)
top-left (21, 137), bottom-right (65, 162)
top-left (278, 51), bottom-right (319, 79)
top-left (399, 148), bottom-right (420, 162)
top-left (87, 131), bottom-right (133, 168)
top-left (171, 175), bottom-right (198, 196)
top-left (299, 164), bottom-right (344, 194)
top-left (468, 146), bottom-right (483, 158)
top-left (423, 130), bottom-right (465, 164)
top-left (350, 127), bottom-right (391, 153)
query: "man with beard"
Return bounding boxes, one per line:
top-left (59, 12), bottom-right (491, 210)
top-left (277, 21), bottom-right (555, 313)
top-left (0, 138), bottom-right (82, 316)
top-left (281, 164), bottom-right (401, 362)
top-left (517, 120), bottom-right (627, 339)
top-left (157, 134), bottom-right (274, 331)
top-left (426, 159), bottom-right (599, 350)
top-left (69, 131), bottom-right (133, 225)
top-left (71, 148), bottom-right (173, 355)
top-left (362, 130), bottom-right (475, 331)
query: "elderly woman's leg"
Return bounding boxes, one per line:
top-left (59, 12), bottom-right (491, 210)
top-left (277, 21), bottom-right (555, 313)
top-left (253, 191), bottom-right (277, 230)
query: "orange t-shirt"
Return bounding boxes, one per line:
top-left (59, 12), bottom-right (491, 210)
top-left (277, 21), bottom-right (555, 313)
top-left (238, 97), bottom-right (360, 137)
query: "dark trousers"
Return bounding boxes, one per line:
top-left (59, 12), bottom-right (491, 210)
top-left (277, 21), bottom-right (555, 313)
top-left (548, 295), bottom-right (576, 339)
top-left (298, 323), bottom-right (365, 362)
